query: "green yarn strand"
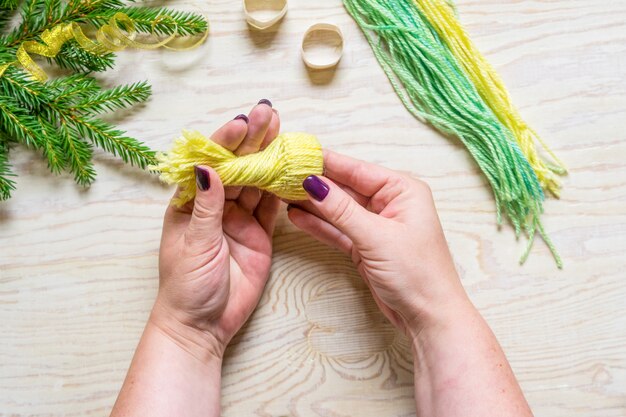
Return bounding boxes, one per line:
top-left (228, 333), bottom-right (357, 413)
top-left (343, 0), bottom-right (562, 267)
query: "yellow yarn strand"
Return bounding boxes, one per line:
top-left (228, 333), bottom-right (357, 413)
top-left (152, 131), bottom-right (324, 205)
top-left (415, 0), bottom-right (567, 196)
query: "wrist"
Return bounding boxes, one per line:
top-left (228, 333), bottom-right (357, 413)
top-left (150, 298), bottom-right (225, 365)
top-left (406, 292), bottom-right (478, 353)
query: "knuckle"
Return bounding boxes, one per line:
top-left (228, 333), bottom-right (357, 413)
top-left (403, 174), bottom-right (431, 196)
top-left (331, 196), bottom-right (357, 229)
top-left (386, 174), bottom-right (413, 196)
top-left (193, 201), bottom-right (219, 219)
top-left (415, 179), bottom-right (433, 196)
top-left (392, 174), bottom-right (412, 190)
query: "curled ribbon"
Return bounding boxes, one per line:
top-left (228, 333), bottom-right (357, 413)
top-left (0, 12), bottom-right (208, 82)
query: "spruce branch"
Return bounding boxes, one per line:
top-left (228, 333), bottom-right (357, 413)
top-left (91, 7), bottom-right (208, 36)
top-left (44, 0), bottom-right (64, 22)
top-left (0, 5), bottom-right (18, 33)
top-left (0, 94), bottom-right (43, 147)
top-left (0, 68), bottom-right (156, 196)
top-left (74, 80), bottom-right (150, 115)
top-left (2, 0), bottom-right (205, 46)
top-left (51, 41), bottom-right (116, 73)
top-left (0, 141), bottom-right (16, 200)
top-left (0, 48), bottom-right (14, 63)
top-left (0, 1), bottom-right (208, 199)
top-left (3, 0), bottom-right (117, 45)
top-left (0, 0), bottom-right (20, 10)
top-left (59, 120), bottom-right (96, 185)
top-left (37, 115), bottom-right (67, 173)
top-left (47, 72), bottom-right (100, 102)
top-left (72, 116), bottom-right (156, 168)
top-left (0, 67), bottom-right (45, 110)
top-left (14, 0), bottom-right (47, 39)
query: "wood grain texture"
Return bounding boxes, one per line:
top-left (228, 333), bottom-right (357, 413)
top-left (1, 0), bottom-right (625, 416)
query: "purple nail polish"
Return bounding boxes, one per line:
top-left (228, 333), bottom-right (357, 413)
top-left (234, 114), bottom-right (249, 123)
top-left (303, 175), bottom-right (329, 202)
top-left (258, 99), bottom-right (272, 108)
top-left (194, 166), bottom-right (210, 191)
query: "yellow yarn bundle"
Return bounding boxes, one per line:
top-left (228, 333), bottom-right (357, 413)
top-left (152, 131), bottom-right (324, 205)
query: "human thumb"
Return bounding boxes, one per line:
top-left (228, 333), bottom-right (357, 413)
top-left (185, 165), bottom-right (226, 253)
top-left (302, 175), bottom-right (373, 246)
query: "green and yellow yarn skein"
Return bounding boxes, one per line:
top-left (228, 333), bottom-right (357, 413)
top-left (153, 131), bottom-right (324, 205)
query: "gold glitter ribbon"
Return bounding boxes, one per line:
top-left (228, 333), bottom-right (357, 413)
top-left (0, 12), bottom-right (208, 82)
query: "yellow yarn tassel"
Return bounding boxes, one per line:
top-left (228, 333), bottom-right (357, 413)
top-left (152, 131), bottom-right (324, 205)
top-left (414, 0), bottom-right (567, 196)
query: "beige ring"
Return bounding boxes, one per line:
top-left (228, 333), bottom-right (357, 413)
top-left (243, 0), bottom-right (287, 30)
top-left (301, 23), bottom-right (344, 70)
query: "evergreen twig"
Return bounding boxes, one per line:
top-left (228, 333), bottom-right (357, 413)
top-left (0, 0), bottom-right (206, 199)
top-left (52, 42), bottom-right (117, 73)
top-left (0, 138), bottom-right (16, 199)
top-left (0, 0), bottom-right (20, 10)
top-left (74, 81), bottom-right (151, 115)
top-left (91, 7), bottom-right (208, 36)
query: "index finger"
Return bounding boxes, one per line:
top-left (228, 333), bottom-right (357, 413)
top-left (323, 150), bottom-right (394, 197)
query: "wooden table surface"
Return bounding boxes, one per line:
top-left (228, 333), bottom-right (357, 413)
top-left (1, 0), bottom-right (625, 416)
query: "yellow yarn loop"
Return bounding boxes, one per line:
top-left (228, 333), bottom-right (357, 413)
top-left (152, 131), bottom-right (324, 205)
top-left (0, 12), bottom-right (208, 82)
top-left (415, 0), bottom-right (567, 196)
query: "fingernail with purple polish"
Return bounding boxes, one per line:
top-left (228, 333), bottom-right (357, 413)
top-left (234, 114), bottom-right (249, 123)
top-left (303, 175), bottom-right (329, 202)
top-left (195, 166), bottom-right (211, 191)
top-left (258, 99), bottom-right (272, 108)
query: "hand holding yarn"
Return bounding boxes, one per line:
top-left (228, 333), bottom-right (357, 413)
top-left (152, 102), bottom-right (285, 362)
top-left (153, 131), bottom-right (324, 205)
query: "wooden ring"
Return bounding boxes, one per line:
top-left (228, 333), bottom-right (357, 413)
top-left (243, 0), bottom-right (288, 30)
top-left (301, 23), bottom-right (343, 70)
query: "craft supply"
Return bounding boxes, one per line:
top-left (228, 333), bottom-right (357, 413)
top-left (243, 0), bottom-right (288, 30)
top-left (153, 131), bottom-right (324, 205)
top-left (343, 0), bottom-right (561, 267)
top-left (301, 23), bottom-right (344, 69)
top-left (414, 0), bottom-right (567, 196)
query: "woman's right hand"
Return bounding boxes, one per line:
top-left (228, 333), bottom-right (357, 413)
top-left (290, 151), bottom-right (535, 417)
top-left (288, 150), bottom-right (472, 338)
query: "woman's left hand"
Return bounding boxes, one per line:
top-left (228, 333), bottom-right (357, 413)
top-left (152, 100), bottom-right (281, 360)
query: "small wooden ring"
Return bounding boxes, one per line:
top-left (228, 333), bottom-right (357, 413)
top-left (301, 23), bottom-right (343, 70)
top-left (243, 0), bottom-right (288, 30)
